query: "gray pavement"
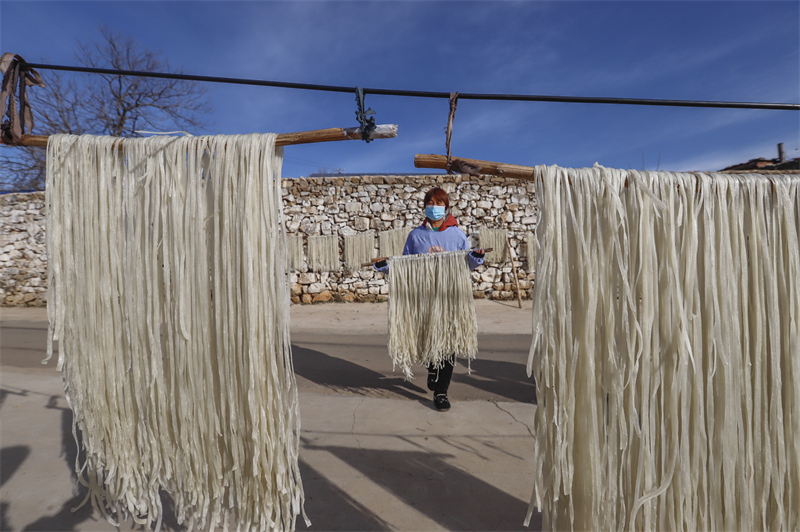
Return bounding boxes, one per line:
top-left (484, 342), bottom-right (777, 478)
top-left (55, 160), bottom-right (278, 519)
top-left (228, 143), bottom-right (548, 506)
top-left (1, 302), bottom-right (541, 531)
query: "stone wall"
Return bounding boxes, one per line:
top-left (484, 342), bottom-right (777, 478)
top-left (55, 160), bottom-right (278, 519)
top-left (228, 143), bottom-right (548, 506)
top-left (1, 175), bottom-right (538, 307)
top-left (1, 192), bottom-right (47, 306)
top-left (283, 174), bottom-right (538, 304)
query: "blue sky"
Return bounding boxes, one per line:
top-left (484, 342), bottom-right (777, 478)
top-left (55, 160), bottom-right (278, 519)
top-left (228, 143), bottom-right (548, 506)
top-left (2, 1), bottom-right (798, 177)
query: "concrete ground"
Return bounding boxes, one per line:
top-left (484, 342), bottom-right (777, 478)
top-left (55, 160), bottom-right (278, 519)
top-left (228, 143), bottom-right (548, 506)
top-left (1, 301), bottom-right (541, 531)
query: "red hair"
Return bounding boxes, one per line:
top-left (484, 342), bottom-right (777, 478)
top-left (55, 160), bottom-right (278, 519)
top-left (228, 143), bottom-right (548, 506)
top-left (423, 187), bottom-right (450, 209)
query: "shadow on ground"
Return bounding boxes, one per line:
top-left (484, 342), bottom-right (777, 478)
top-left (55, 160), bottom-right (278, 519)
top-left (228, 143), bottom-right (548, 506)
top-left (454, 358), bottom-right (537, 404)
top-left (292, 335), bottom-right (537, 404)
top-left (15, 394), bottom-right (186, 532)
top-left (298, 460), bottom-right (392, 531)
top-left (304, 442), bottom-right (542, 531)
top-left (292, 344), bottom-right (428, 400)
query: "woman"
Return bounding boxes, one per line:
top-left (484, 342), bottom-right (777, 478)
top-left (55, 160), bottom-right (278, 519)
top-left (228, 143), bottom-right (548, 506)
top-left (375, 187), bottom-right (484, 411)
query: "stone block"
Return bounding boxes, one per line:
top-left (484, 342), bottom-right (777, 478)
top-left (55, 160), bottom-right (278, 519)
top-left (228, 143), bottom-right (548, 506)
top-left (354, 217), bottom-right (370, 231)
top-left (298, 273), bottom-right (316, 285)
top-left (312, 290), bottom-right (333, 303)
top-left (308, 283), bottom-right (325, 294)
top-left (511, 194), bottom-right (530, 205)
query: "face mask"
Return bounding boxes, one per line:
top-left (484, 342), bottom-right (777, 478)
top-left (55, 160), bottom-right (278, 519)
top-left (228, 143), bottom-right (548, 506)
top-left (425, 205), bottom-right (446, 221)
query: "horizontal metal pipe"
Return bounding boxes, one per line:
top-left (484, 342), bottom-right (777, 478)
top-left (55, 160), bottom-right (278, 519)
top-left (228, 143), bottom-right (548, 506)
top-left (22, 62), bottom-right (800, 111)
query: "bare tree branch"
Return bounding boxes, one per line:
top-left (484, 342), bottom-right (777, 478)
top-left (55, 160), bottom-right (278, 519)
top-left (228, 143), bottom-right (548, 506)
top-left (2, 25), bottom-right (213, 191)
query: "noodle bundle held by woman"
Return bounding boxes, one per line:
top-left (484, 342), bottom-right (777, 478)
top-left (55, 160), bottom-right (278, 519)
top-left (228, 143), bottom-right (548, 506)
top-left (375, 187), bottom-right (484, 411)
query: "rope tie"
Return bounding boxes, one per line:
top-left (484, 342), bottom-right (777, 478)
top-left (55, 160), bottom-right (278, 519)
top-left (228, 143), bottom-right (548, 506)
top-left (0, 54), bottom-right (45, 144)
top-left (444, 91), bottom-right (482, 176)
top-left (354, 86), bottom-right (376, 142)
top-left (445, 91), bottom-right (458, 173)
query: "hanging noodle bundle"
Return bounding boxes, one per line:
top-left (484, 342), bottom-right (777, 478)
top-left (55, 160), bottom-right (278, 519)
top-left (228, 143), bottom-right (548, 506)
top-left (287, 235), bottom-right (304, 271)
top-left (388, 250), bottom-right (478, 379)
top-left (306, 235), bottom-right (339, 272)
top-left (45, 133), bottom-right (307, 531)
top-left (379, 226), bottom-right (412, 258)
top-left (526, 231), bottom-right (537, 272)
top-left (479, 227), bottom-right (508, 263)
top-left (526, 164), bottom-right (799, 531)
top-left (343, 232), bottom-right (374, 270)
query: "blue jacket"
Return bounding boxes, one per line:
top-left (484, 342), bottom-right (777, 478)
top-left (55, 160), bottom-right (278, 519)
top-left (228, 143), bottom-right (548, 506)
top-left (375, 215), bottom-right (484, 273)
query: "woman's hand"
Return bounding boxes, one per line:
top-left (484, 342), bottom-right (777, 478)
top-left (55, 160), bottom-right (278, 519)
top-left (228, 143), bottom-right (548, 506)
top-left (471, 249), bottom-right (485, 258)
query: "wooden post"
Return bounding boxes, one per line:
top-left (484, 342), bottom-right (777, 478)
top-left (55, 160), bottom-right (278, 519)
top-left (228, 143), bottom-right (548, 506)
top-left (506, 232), bottom-right (523, 308)
top-left (1, 124), bottom-right (398, 149)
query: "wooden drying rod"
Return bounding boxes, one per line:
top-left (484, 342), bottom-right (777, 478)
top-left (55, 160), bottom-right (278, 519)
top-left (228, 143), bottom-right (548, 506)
top-left (415, 153), bottom-right (798, 188)
top-left (414, 153), bottom-right (536, 181)
top-left (361, 248), bottom-right (493, 268)
top-left (1, 124), bottom-right (398, 149)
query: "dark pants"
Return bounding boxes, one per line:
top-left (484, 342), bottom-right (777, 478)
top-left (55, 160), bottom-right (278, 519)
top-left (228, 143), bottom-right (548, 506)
top-left (427, 358), bottom-right (454, 396)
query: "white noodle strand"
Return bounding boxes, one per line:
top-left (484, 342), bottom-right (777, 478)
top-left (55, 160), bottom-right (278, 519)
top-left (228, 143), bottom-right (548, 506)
top-left (343, 232), bottom-right (375, 270)
top-left (46, 133), bottom-right (307, 531)
top-left (306, 235), bottom-right (339, 272)
top-left (526, 231), bottom-right (537, 272)
top-left (387, 250), bottom-right (478, 380)
top-left (479, 227), bottom-right (508, 263)
top-left (379, 227), bottom-right (412, 258)
top-left (525, 164), bottom-right (799, 531)
top-left (287, 235), bottom-right (304, 271)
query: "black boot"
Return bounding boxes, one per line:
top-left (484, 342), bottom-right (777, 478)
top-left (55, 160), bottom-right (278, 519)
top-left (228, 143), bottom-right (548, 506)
top-left (428, 358), bottom-right (454, 410)
top-left (427, 367), bottom-right (437, 391)
top-left (434, 394), bottom-right (451, 411)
